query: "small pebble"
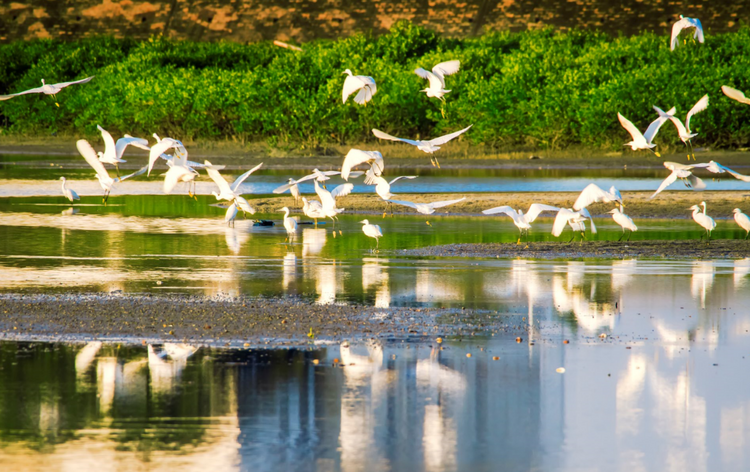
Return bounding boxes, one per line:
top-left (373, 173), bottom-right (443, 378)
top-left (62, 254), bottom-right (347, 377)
top-left (556, 367), bottom-right (566, 373)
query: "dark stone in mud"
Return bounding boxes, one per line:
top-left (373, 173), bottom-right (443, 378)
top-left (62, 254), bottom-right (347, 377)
top-left (405, 240), bottom-right (750, 259)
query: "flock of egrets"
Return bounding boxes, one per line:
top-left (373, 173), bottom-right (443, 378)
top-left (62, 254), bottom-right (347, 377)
top-left (4, 14), bottom-right (750, 250)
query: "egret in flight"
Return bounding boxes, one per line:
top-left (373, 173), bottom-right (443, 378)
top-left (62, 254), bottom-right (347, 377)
top-left (573, 183), bottom-right (623, 211)
top-left (95, 125), bottom-right (149, 176)
top-left (650, 161), bottom-right (707, 199)
top-left (608, 206), bottom-right (638, 241)
top-left (342, 69), bottom-right (377, 105)
top-left (274, 169), bottom-right (361, 193)
top-left (689, 201), bottom-right (716, 243)
top-left (387, 196), bottom-right (465, 225)
top-left (360, 220), bottom-right (384, 251)
top-left (552, 208), bottom-right (597, 242)
top-left (370, 175), bottom-right (417, 216)
top-left (314, 179), bottom-right (353, 232)
top-left (60, 177), bottom-right (80, 203)
top-left (617, 109), bottom-right (673, 156)
top-left (76, 139), bottom-right (146, 203)
top-left (671, 15), bottom-right (704, 51)
top-left (415, 60), bottom-right (460, 100)
top-left (371, 125), bottom-right (472, 168)
top-left (722, 85), bottom-right (750, 105)
top-left (734, 209), bottom-right (750, 239)
top-left (0, 76), bottom-right (94, 106)
top-left (341, 149), bottom-right (384, 182)
top-left (655, 95), bottom-right (709, 160)
top-left (482, 203), bottom-right (560, 244)
top-left (302, 197), bottom-right (326, 226)
top-left (280, 207), bottom-right (298, 242)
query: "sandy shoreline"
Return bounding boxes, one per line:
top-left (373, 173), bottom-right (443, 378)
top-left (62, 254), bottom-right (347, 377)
top-left (0, 293), bottom-right (514, 347)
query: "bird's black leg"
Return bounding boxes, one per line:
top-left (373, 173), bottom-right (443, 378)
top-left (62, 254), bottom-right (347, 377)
top-left (627, 230), bottom-right (632, 242)
top-left (618, 230), bottom-right (625, 242)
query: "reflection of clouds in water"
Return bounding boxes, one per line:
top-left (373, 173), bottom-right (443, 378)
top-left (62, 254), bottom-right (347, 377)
top-left (362, 257), bottom-right (390, 308)
top-left (735, 258), bottom-right (750, 287)
top-left (691, 261), bottom-right (715, 309)
top-left (282, 252), bottom-right (297, 291)
top-left (302, 228), bottom-right (326, 257)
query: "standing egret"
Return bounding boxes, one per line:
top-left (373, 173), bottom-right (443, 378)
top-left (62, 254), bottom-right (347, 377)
top-left (573, 183), bottom-right (623, 211)
top-left (671, 15), bottom-right (704, 51)
top-left (0, 76), bottom-right (94, 106)
top-left (552, 208), bottom-right (597, 242)
top-left (341, 149), bottom-right (384, 182)
top-left (415, 60), bottom-right (460, 101)
top-left (360, 220), bottom-right (383, 251)
top-left (722, 86), bottom-right (750, 105)
top-left (76, 139), bottom-right (147, 203)
top-left (608, 207), bottom-right (638, 241)
top-left (60, 177), bottom-right (80, 203)
top-left (342, 69), bottom-right (377, 105)
top-left (617, 110), bottom-right (673, 156)
top-left (302, 197), bottom-right (326, 226)
top-left (655, 95), bottom-right (709, 160)
top-left (225, 202), bottom-right (238, 227)
top-left (482, 203), bottom-right (560, 244)
top-left (733, 209), bottom-right (750, 239)
top-left (370, 175), bottom-right (417, 216)
top-left (95, 125), bottom-right (150, 176)
top-left (689, 201), bottom-right (716, 243)
top-left (280, 207), bottom-right (298, 242)
top-left (372, 125), bottom-right (472, 168)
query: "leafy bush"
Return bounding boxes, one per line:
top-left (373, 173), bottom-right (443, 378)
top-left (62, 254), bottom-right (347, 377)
top-left (1, 21), bottom-right (749, 150)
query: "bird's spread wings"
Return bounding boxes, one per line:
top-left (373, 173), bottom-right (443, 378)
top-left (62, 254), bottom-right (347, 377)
top-left (235, 196), bottom-right (255, 214)
top-left (372, 129), bottom-right (421, 146)
top-left (118, 164), bottom-right (148, 183)
top-left (115, 135), bottom-right (149, 159)
top-left (525, 204), bottom-right (561, 223)
top-left (688, 173), bottom-right (706, 190)
top-left (552, 209), bottom-right (576, 237)
top-left (163, 166), bottom-right (194, 194)
top-left (230, 163), bottom-right (264, 192)
top-left (706, 161), bottom-right (750, 182)
top-left (204, 161), bottom-right (232, 195)
top-left (388, 175), bottom-right (417, 185)
top-left (414, 68), bottom-right (434, 81)
top-left (415, 68), bottom-right (444, 91)
top-left (354, 82), bottom-right (376, 105)
top-left (650, 170), bottom-right (680, 199)
top-left (342, 74), bottom-right (365, 103)
top-left (693, 18), bottom-right (705, 42)
top-left (0, 85), bottom-right (46, 100)
top-left (428, 125), bottom-right (472, 146)
top-left (148, 138), bottom-right (180, 175)
top-left (76, 139), bottom-right (110, 180)
top-left (722, 86), bottom-right (750, 105)
top-left (685, 94), bottom-right (709, 131)
top-left (580, 208), bottom-right (597, 234)
top-left (573, 183), bottom-right (619, 210)
top-left (386, 199), bottom-right (419, 211)
top-left (671, 17), bottom-right (694, 50)
top-left (96, 125), bottom-right (118, 161)
top-left (643, 107), bottom-right (675, 143)
top-left (331, 183), bottom-right (354, 199)
top-left (482, 205), bottom-right (516, 217)
top-left (432, 60), bottom-right (460, 83)
top-left (342, 149), bottom-right (383, 181)
top-left (617, 113), bottom-right (645, 143)
top-left (429, 197), bottom-right (466, 209)
top-left (56, 76), bottom-right (95, 88)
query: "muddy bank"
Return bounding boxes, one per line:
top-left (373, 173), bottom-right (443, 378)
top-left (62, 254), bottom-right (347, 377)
top-left (251, 190), bottom-right (750, 220)
top-left (0, 293), bottom-right (513, 347)
top-left (405, 239), bottom-right (750, 259)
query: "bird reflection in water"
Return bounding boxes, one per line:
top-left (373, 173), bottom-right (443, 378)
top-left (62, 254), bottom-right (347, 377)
top-left (691, 260), bottom-right (715, 309)
top-left (362, 257), bottom-right (390, 308)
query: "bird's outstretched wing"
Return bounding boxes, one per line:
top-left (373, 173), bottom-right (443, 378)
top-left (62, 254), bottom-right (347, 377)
top-left (55, 76), bottom-right (95, 89)
top-left (692, 18), bottom-right (705, 43)
top-left (386, 199), bottom-right (419, 211)
top-left (0, 85), bottom-right (45, 100)
top-left (76, 139), bottom-right (110, 180)
top-left (482, 205), bottom-right (516, 217)
top-left (573, 183), bottom-right (620, 211)
top-left (115, 135), bottom-right (149, 160)
top-left (650, 170), bottom-right (679, 200)
top-left (163, 166), bottom-right (195, 194)
top-left (388, 175), bottom-right (417, 185)
top-left (330, 183), bottom-right (354, 199)
top-left (342, 74), bottom-right (365, 103)
top-left (525, 204), bottom-right (561, 223)
top-left (580, 208), bottom-right (597, 234)
top-left (354, 83), bottom-right (376, 105)
top-left (432, 60), bottom-right (460, 85)
top-left (415, 69), bottom-right (444, 91)
top-left (643, 107), bottom-right (675, 143)
top-left (204, 161), bottom-right (232, 195)
top-left (671, 17), bottom-right (691, 50)
top-left (688, 173), bottom-right (706, 190)
top-left (414, 68), bottom-right (434, 81)
top-left (722, 86), bottom-right (750, 105)
top-left (148, 138), bottom-right (180, 175)
top-left (552, 209), bottom-right (576, 237)
top-left (428, 125), bottom-right (472, 146)
top-left (230, 163), bottom-right (264, 192)
top-left (685, 94), bottom-right (709, 131)
top-left (118, 164), bottom-right (148, 183)
top-left (372, 129), bottom-right (420, 146)
top-left (617, 113), bottom-right (645, 143)
top-left (429, 197), bottom-right (466, 209)
top-left (341, 149), bottom-right (383, 181)
top-left (96, 125), bottom-right (117, 159)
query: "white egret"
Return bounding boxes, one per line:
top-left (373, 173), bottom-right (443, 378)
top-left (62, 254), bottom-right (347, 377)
top-left (689, 201), bottom-right (716, 243)
top-left (360, 219), bottom-right (384, 251)
top-left (205, 161), bottom-right (263, 202)
top-left (341, 149), bottom-right (384, 182)
top-left (608, 207), bottom-right (638, 241)
top-left (370, 175), bottom-right (417, 216)
top-left (95, 125), bottom-right (149, 176)
top-left (650, 161), bottom-right (707, 199)
top-left (274, 168), bottom-right (361, 194)
top-left (387, 197), bottom-right (465, 225)
top-left (655, 95), bottom-right (709, 160)
top-left (314, 179), bottom-right (353, 231)
top-left (734, 209), bottom-right (750, 239)
top-left (342, 69), bottom-right (377, 105)
top-left (302, 197), bottom-right (326, 226)
top-left (372, 125), bottom-right (472, 168)
top-left (573, 183), bottom-right (623, 211)
top-left (59, 177), bottom-right (80, 203)
top-left (147, 136), bottom-right (182, 176)
top-left (700, 160), bottom-right (750, 182)
top-left (415, 60), bottom-right (460, 100)
top-left (617, 109), bottom-right (673, 156)
top-left (0, 76), bottom-right (94, 106)
top-left (225, 202), bottom-right (238, 227)
top-left (722, 85), bottom-right (750, 105)
top-left (280, 207), bottom-right (298, 241)
top-left (75, 139), bottom-right (147, 203)
top-left (552, 208), bottom-right (597, 242)
top-left (482, 203), bottom-right (560, 244)
top-left (671, 15), bottom-right (704, 51)
top-left (281, 178), bottom-right (301, 202)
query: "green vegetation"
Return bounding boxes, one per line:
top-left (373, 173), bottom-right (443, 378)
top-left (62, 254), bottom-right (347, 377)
top-left (1, 21), bottom-right (749, 151)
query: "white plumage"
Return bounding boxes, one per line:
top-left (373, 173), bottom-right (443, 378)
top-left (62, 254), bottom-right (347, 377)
top-left (415, 60), bottom-right (460, 99)
top-left (609, 207), bottom-right (638, 240)
top-left (722, 85), bottom-right (750, 105)
top-left (76, 139), bottom-right (147, 203)
top-left (224, 202), bottom-right (238, 227)
top-left (654, 95), bottom-right (709, 159)
top-left (280, 207), bottom-right (298, 238)
top-left (689, 201), bottom-right (716, 240)
top-left (302, 197), bottom-right (326, 225)
top-left (342, 69), bottom-right (377, 105)
top-left (59, 177), bottom-right (80, 203)
top-left (0, 76), bottom-right (94, 103)
top-left (387, 197), bottom-right (465, 215)
top-left (552, 208), bottom-right (597, 240)
top-left (733, 209), bottom-right (750, 239)
top-left (95, 125), bottom-right (149, 172)
top-left (341, 149), bottom-right (384, 182)
top-left (671, 15), bottom-right (704, 51)
top-left (617, 109), bottom-right (673, 155)
top-left (573, 183), bottom-right (623, 211)
top-left (360, 219), bottom-right (384, 249)
top-left (371, 125), bottom-right (472, 167)
top-left (482, 203), bottom-right (560, 241)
